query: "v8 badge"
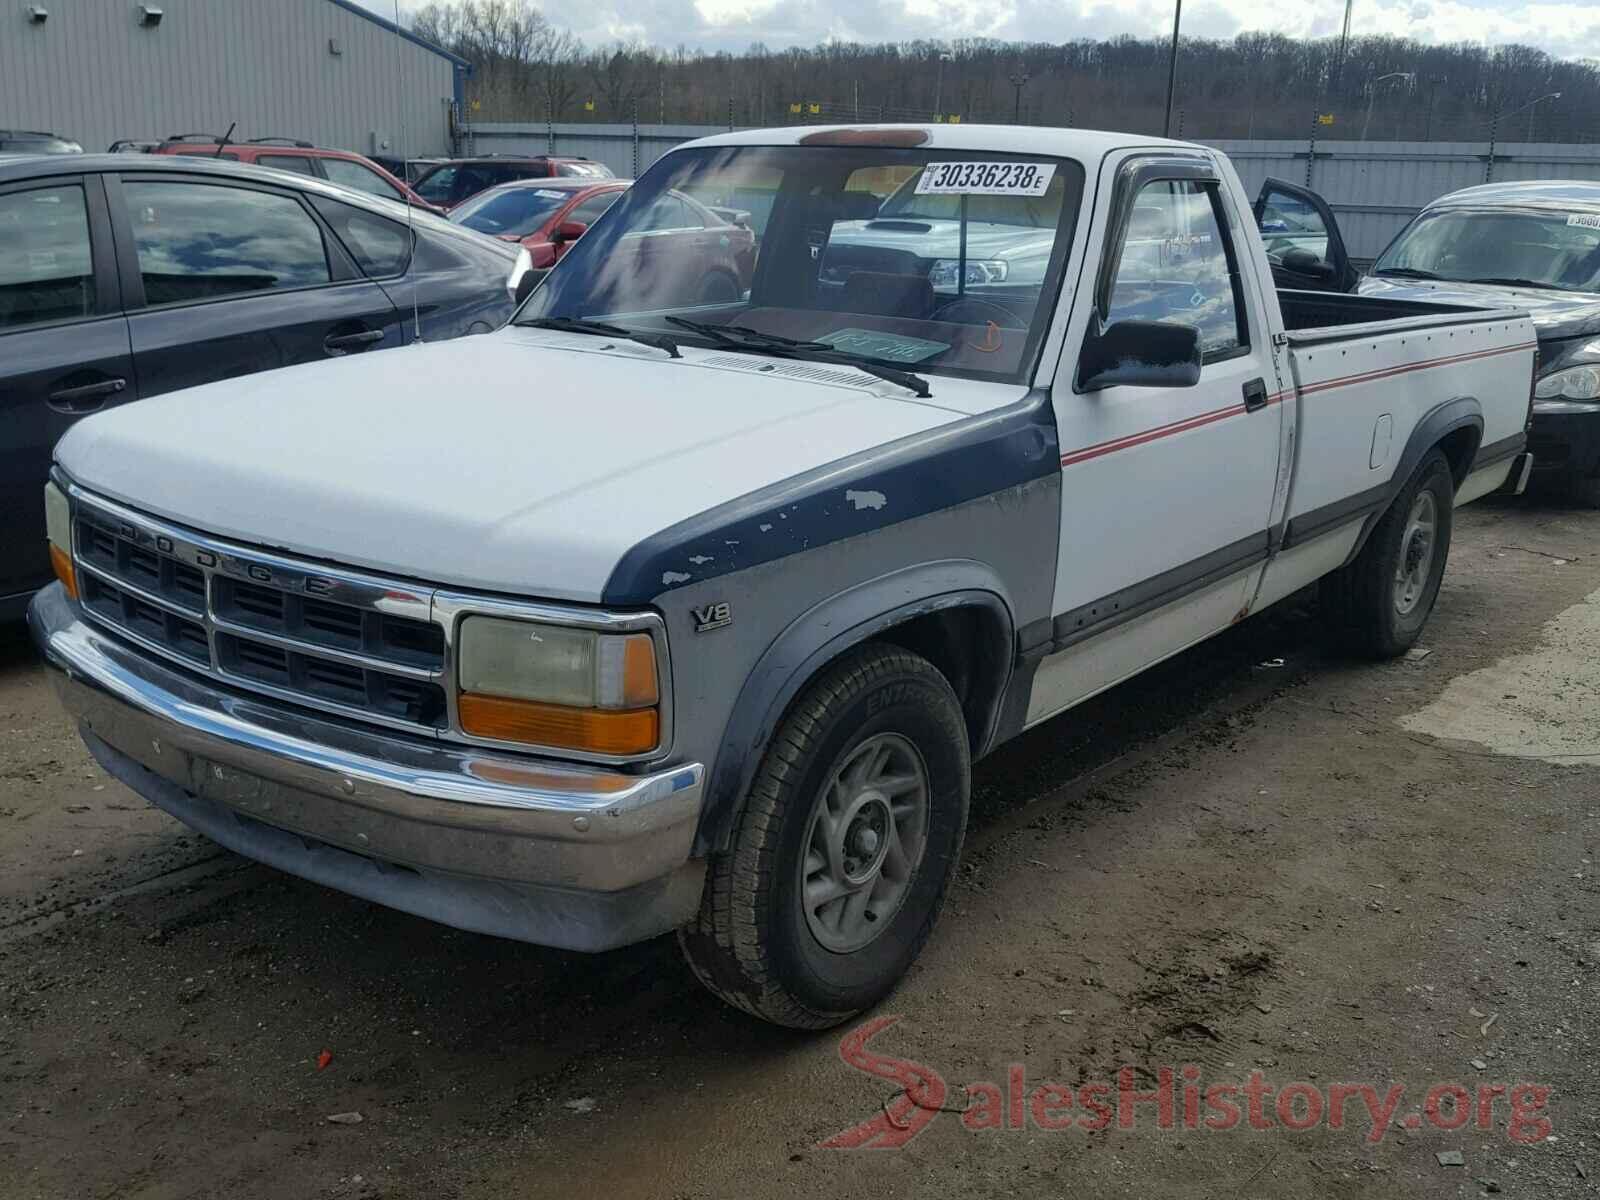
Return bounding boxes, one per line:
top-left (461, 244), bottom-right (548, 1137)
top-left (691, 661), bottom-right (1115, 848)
top-left (692, 602), bottom-right (732, 633)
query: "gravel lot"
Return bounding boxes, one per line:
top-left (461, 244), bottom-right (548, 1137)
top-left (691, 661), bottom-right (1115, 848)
top-left (2, 498), bottom-right (1597, 1199)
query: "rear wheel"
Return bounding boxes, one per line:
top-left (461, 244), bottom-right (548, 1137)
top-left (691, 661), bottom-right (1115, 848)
top-left (678, 643), bottom-right (970, 1029)
top-left (1324, 448), bottom-right (1455, 658)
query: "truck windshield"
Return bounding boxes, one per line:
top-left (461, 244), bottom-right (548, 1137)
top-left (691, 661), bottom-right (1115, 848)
top-left (517, 142), bottom-right (1086, 384)
top-left (1373, 207), bottom-right (1600, 294)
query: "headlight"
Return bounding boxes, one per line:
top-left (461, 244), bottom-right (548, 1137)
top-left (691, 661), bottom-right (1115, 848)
top-left (456, 616), bottom-right (660, 755)
top-left (506, 247), bottom-right (534, 302)
top-left (43, 481), bottom-right (76, 599)
top-left (928, 258), bottom-right (1008, 288)
top-left (1534, 364), bottom-right (1600, 402)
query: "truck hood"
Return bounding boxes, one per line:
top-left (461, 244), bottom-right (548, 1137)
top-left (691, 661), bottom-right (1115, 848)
top-left (54, 330), bottom-right (964, 602)
top-left (1359, 275), bottom-right (1600, 342)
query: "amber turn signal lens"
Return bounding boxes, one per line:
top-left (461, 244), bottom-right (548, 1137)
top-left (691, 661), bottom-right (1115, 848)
top-left (620, 633), bottom-right (659, 707)
top-left (50, 544), bottom-right (77, 600)
top-left (458, 693), bottom-right (660, 755)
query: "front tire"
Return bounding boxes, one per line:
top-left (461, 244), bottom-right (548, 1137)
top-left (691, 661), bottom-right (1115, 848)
top-left (1325, 448), bottom-right (1455, 658)
top-left (678, 643), bottom-right (970, 1029)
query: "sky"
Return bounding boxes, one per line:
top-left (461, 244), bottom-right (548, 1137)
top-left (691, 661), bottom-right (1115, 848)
top-left (355, 0), bottom-right (1600, 61)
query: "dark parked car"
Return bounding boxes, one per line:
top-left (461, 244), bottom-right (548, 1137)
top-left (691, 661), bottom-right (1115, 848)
top-left (1360, 180), bottom-right (1600, 501)
top-left (412, 155), bottom-right (614, 209)
top-left (0, 152), bottom-right (525, 618)
top-left (153, 134), bottom-right (443, 212)
top-left (0, 129), bottom-right (82, 154)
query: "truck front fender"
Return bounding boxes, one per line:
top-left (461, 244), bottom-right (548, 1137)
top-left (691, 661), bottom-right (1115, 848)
top-left (694, 560), bottom-right (1016, 855)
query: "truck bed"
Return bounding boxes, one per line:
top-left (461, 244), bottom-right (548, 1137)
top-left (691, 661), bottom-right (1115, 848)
top-left (1276, 288), bottom-right (1484, 333)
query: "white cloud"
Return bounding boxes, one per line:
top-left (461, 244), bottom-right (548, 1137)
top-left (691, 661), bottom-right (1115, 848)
top-left (355, 0), bottom-right (1600, 59)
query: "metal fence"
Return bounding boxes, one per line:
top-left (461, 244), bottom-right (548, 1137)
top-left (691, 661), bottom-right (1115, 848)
top-left (466, 122), bottom-right (1600, 260)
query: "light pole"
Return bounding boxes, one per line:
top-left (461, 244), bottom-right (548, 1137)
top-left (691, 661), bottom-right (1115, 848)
top-left (1360, 72), bottom-right (1415, 142)
top-left (1163, 0), bottom-right (1182, 137)
top-left (1508, 90), bottom-right (1562, 141)
top-left (934, 50), bottom-right (953, 119)
top-left (1009, 65), bottom-right (1030, 124)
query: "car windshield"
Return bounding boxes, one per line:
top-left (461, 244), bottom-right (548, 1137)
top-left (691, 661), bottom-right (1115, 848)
top-left (517, 143), bottom-right (1085, 384)
top-left (1374, 206), bottom-right (1600, 294)
top-left (452, 186), bottom-right (575, 237)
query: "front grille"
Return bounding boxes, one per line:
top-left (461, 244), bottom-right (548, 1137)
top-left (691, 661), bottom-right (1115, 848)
top-left (72, 502), bottom-right (448, 734)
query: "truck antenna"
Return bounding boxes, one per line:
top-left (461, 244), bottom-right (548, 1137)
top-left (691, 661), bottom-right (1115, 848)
top-left (394, 0), bottom-right (423, 344)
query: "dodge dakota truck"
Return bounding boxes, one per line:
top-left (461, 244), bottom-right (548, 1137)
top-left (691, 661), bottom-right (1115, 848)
top-left (30, 125), bottom-right (1537, 1029)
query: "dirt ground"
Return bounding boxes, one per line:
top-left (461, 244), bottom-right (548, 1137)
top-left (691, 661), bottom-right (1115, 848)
top-left (2, 497), bottom-right (1598, 1200)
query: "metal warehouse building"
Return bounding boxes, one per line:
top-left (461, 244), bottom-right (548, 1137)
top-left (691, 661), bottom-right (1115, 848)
top-left (2, 0), bottom-right (468, 157)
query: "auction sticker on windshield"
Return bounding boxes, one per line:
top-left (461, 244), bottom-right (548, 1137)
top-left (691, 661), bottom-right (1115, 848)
top-left (819, 328), bottom-right (950, 363)
top-left (1568, 213), bottom-right (1600, 230)
top-left (916, 162), bottom-right (1056, 197)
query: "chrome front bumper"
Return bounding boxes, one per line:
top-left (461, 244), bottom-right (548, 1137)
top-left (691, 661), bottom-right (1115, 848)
top-left (28, 585), bottom-right (707, 951)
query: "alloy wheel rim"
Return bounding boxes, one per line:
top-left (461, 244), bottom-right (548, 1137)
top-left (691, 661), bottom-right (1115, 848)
top-left (1394, 490), bottom-right (1438, 616)
top-left (799, 732), bottom-right (930, 953)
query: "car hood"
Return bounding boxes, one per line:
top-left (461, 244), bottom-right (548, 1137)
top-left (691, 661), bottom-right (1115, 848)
top-left (1359, 275), bottom-right (1600, 341)
top-left (54, 330), bottom-right (964, 603)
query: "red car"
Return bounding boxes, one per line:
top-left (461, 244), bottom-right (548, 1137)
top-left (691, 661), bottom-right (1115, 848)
top-left (449, 178), bottom-right (755, 298)
top-left (153, 134), bottom-right (442, 212)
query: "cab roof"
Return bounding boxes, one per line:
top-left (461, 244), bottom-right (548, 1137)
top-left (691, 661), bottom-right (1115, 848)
top-left (678, 123), bottom-right (1200, 160)
top-left (1431, 179), bottom-right (1600, 210)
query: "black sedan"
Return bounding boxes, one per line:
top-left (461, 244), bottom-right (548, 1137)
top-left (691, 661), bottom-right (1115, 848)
top-left (1361, 180), bottom-right (1600, 503)
top-left (1, 152), bottom-right (527, 619)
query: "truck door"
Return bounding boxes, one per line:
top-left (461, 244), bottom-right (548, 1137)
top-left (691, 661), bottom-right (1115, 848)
top-left (1252, 178), bottom-right (1357, 293)
top-left (1030, 155), bottom-right (1284, 723)
top-left (0, 174), bottom-right (136, 609)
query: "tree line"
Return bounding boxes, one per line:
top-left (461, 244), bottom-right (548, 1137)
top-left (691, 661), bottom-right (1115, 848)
top-left (410, 1), bottom-right (1600, 142)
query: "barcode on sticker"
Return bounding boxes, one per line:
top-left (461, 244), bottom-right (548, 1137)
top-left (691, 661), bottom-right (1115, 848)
top-left (1568, 213), bottom-right (1600, 230)
top-left (916, 162), bottom-right (1056, 197)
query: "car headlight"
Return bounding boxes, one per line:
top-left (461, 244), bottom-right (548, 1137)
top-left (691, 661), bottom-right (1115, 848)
top-left (456, 616), bottom-right (660, 755)
top-left (43, 481), bottom-right (76, 599)
top-left (1534, 364), bottom-right (1600, 402)
top-left (928, 258), bottom-right (1008, 288)
top-left (506, 247), bottom-right (534, 303)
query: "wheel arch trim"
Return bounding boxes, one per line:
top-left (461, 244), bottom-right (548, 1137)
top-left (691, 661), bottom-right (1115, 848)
top-left (693, 560), bottom-right (1016, 856)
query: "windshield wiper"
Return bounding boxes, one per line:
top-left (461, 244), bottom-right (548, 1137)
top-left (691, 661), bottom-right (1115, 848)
top-left (520, 316), bottom-right (680, 359)
top-left (1467, 277), bottom-right (1566, 291)
top-left (665, 316), bottom-right (828, 350)
top-left (1372, 266), bottom-right (1443, 280)
top-left (664, 317), bottom-right (932, 398)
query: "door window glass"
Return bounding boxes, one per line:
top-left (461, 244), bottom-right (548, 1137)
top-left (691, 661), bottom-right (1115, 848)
top-left (1105, 179), bottom-right (1247, 360)
top-left (310, 196), bottom-right (411, 276)
top-left (322, 157), bottom-right (404, 201)
top-left (1257, 187), bottom-right (1330, 261)
top-left (0, 184), bottom-right (96, 330)
top-left (568, 191), bottom-right (622, 227)
top-left (124, 181), bottom-right (331, 305)
top-left (257, 154), bottom-right (318, 177)
top-left (413, 165), bottom-right (459, 204)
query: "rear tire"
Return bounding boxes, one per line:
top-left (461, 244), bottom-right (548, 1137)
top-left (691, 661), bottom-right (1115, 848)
top-left (1324, 448), bottom-right (1455, 658)
top-left (696, 270), bottom-right (741, 305)
top-left (678, 643), bottom-right (970, 1029)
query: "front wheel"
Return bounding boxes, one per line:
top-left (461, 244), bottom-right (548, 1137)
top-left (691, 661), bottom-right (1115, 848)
top-left (678, 643), bottom-right (970, 1029)
top-left (1324, 448), bottom-right (1455, 658)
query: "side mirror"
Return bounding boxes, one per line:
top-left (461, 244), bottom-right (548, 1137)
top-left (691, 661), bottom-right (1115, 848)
top-left (1281, 247), bottom-right (1336, 279)
top-left (1077, 319), bottom-right (1202, 392)
top-left (552, 220), bottom-right (588, 244)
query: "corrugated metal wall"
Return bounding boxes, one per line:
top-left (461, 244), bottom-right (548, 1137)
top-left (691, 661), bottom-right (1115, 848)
top-left (2, 0), bottom-right (459, 156)
top-left (472, 123), bottom-right (1600, 260)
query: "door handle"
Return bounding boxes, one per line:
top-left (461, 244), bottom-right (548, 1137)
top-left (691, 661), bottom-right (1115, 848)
top-left (1242, 378), bottom-right (1270, 413)
top-left (323, 328), bottom-right (386, 354)
top-left (48, 377), bottom-right (126, 413)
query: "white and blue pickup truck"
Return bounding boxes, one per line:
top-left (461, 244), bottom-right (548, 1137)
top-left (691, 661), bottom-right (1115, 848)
top-left (30, 125), bottom-right (1536, 1029)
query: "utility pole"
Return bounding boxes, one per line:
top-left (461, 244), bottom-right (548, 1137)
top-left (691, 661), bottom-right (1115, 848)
top-left (934, 51), bottom-right (953, 119)
top-left (1009, 64), bottom-right (1030, 125)
top-left (1163, 0), bottom-right (1182, 137)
